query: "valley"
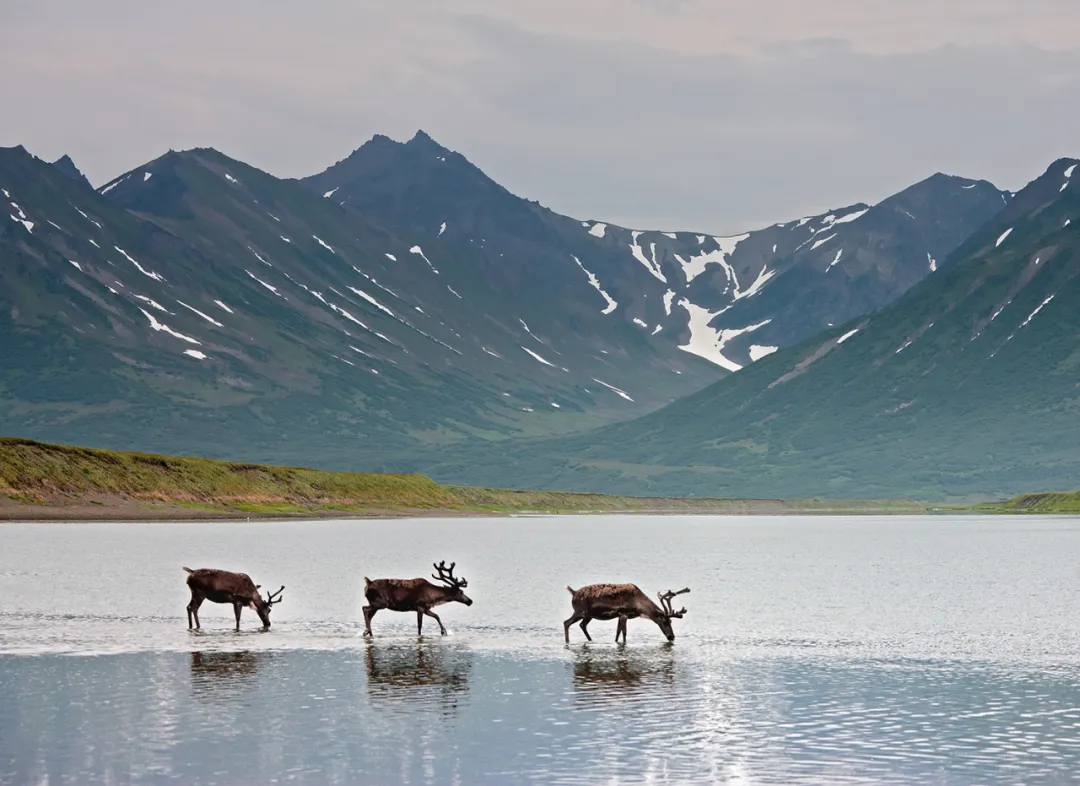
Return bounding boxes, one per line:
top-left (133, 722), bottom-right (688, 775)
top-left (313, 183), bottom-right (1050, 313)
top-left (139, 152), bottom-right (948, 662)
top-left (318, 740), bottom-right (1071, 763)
top-left (2, 133), bottom-right (1075, 501)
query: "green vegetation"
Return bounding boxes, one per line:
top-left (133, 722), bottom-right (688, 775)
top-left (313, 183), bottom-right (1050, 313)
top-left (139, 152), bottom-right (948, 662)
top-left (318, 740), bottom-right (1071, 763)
top-left (979, 492), bottom-right (1080, 515)
top-left (0, 437), bottom-right (936, 519)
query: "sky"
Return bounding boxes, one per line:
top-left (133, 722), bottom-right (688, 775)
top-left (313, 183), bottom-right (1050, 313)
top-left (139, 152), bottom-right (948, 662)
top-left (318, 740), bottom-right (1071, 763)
top-left (2, 0), bottom-right (1079, 234)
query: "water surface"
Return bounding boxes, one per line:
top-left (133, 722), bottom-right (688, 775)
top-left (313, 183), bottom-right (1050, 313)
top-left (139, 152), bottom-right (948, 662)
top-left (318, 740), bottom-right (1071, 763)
top-left (2, 515), bottom-right (1080, 784)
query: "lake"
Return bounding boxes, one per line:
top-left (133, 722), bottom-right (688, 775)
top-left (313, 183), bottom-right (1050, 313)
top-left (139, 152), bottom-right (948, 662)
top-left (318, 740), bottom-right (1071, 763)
top-left (2, 514), bottom-right (1080, 784)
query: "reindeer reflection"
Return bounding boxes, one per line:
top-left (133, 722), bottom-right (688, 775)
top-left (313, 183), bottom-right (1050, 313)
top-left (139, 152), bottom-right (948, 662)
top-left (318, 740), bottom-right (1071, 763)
top-left (363, 642), bottom-right (472, 713)
top-left (571, 649), bottom-right (676, 699)
top-left (190, 650), bottom-right (267, 700)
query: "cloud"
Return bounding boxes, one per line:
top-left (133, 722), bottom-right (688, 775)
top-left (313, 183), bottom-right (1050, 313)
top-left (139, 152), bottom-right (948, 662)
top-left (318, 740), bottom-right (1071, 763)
top-left (1, 2), bottom-right (1079, 232)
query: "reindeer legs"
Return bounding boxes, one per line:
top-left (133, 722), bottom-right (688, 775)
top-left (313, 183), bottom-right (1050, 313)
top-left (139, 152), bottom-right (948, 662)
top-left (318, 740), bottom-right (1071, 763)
top-left (422, 608), bottom-right (447, 635)
top-left (616, 615), bottom-right (628, 644)
top-left (362, 605), bottom-right (378, 637)
top-left (579, 617), bottom-right (593, 642)
top-left (563, 611), bottom-right (583, 643)
top-left (187, 593), bottom-right (204, 630)
top-left (233, 602), bottom-right (243, 631)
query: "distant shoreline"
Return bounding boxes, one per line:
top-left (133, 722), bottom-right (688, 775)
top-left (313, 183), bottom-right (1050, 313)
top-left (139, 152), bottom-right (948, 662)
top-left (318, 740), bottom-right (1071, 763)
top-left (0, 436), bottom-right (978, 523)
top-left (0, 493), bottom-right (942, 523)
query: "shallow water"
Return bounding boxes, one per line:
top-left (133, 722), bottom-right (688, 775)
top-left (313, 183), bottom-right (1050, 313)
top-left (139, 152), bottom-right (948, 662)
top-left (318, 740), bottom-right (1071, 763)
top-left (2, 515), bottom-right (1080, 784)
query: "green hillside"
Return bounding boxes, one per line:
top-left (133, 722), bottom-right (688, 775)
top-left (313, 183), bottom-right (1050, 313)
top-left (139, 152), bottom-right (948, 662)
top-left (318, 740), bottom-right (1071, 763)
top-left (0, 437), bottom-right (935, 519)
top-left (421, 158), bottom-right (1080, 501)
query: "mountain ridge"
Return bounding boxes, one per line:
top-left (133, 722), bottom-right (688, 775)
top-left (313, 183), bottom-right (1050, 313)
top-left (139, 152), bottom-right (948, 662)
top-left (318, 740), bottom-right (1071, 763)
top-left (415, 155), bottom-right (1080, 500)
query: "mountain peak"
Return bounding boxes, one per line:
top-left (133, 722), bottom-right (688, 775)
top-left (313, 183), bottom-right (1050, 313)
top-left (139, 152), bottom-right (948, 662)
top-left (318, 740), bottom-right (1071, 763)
top-left (406, 129), bottom-right (445, 150)
top-left (50, 154), bottom-right (94, 190)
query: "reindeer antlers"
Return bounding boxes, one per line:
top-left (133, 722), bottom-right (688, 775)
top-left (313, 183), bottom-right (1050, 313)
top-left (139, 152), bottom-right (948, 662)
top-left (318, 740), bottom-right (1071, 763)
top-left (432, 560), bottom-right (468, 589)
top-left (264, 585), bottom-right (285, 606)
top-left (658, 587), bottom-right (690, 618)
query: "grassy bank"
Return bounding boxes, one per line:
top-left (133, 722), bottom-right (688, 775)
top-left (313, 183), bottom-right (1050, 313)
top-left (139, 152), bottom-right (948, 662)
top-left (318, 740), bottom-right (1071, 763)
top-left (1, 437), bottom-right (939, 520)
top-left (978, 491), bottom-right (1080, 514)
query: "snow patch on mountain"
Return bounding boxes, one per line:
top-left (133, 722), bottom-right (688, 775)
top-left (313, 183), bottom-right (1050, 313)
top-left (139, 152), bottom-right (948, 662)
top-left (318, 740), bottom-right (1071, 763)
top-left (246, 270), bottom-right (282, 297)
top-left (184, 350), bottom-right (207, 360)
top-left (313, 236), bottom-right (335, 253)
top-left (995, 228), bottom-right (1013, 247)
top-left (734, 264), bottom-right (776, 300)
top-left (138, 308), bottom-right (200, 345)
top-left (629, 232), bottom-right (667, 283)
top-left (73, 207), bottom-right (102, 228)
top-left (678, 233), bottom-right (750, 283)
top-left (99, 175), bottom-right (129, 195)
top-left (115, 247), bottom-right (165, 282)
top-left (663, 290), bottom-right (675, 315)
top-left (1019, 295), bottom-right (1055, 328)
top-left (521, 346), bottom-right (563, 369)
top-left (249, 247), bottom-right (272, 267)
top-left (177, 300), bottom-right (224, 327)
top-left (571, 255), bottom-right (618, 314)
top-left (134, 295), bottom-right (169, 313)
top-left (588, 222), bottom-right (607, 238)
top-left (837, 328), bottom-right (859, 344)
top-left (677, 298), bottom-right (769, 372)
top-left (348, 287), bottom-right (395, 317)
top-left (749, 345), bottom-right (779, 361)
top-left (9, 214), bottom-right (33, 233)
top-left (409, 245), bottom-right (439, 274)
top-left (214, 300), bottom-right (234, 314)
top-left (592, 378), bottom-right (634, 402)
top-left (826, 248), bottom-right (843, 272)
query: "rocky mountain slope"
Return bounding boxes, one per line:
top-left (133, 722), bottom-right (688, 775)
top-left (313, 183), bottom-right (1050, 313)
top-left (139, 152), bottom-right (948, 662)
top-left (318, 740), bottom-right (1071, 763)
top-left (303, 131), bottom-right (1008, 371)
top-left (1, 133), bottom-right (1006, 476)
top-left (0, 144), bottom-right (718, 467)
top-left (423, 158), bottom-right (1080, 501)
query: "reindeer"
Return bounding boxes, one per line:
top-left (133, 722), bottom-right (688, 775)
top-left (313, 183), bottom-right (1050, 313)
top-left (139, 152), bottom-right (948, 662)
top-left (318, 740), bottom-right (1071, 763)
top-left (362, 560), bottom-right (472, 637)
top-left (183, 567), bottom-right (284, 631)
top-left (564, 584), bottom-right (689, 644)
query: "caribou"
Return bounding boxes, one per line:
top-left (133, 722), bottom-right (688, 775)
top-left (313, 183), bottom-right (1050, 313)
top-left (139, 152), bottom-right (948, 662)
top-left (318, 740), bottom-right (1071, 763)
top-left (183, 567), bottom-right (284, 631)
top-left (564, 584), bottom-right (690, 643)
top-left (362, 560), bottom-right (473, 637)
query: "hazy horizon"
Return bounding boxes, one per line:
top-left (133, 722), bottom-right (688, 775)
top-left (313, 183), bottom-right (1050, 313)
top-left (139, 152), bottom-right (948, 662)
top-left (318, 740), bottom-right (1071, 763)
top-left (3, 1), bottom-right (1079, 233)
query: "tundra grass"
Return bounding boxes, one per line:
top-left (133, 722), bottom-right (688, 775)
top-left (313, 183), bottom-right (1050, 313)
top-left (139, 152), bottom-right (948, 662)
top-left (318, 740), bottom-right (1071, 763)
top-left (1, 437), bottom-right (940, 519)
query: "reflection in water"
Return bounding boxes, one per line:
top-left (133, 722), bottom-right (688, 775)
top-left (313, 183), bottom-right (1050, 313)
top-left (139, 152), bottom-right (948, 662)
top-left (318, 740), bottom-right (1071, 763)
top-left (3, 650), bottom-right (1080, 784)
top-left (570, 646), bottom-right (676, 696)
top-left (363, 641), bottom-right (471, 714)
top-left (190, 650), bottom-right (266, 701)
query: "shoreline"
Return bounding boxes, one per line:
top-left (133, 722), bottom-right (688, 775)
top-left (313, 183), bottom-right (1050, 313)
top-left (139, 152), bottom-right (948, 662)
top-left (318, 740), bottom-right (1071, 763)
top-left (0, 493), bottom-right (949, 523)
top-left (0, 436), bottom-right (975, 523)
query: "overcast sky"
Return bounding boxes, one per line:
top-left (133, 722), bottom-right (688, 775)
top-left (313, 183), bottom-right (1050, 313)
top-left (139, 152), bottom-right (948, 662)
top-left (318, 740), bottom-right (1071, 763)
top-left (3, 1), bottom-right (1079, 233)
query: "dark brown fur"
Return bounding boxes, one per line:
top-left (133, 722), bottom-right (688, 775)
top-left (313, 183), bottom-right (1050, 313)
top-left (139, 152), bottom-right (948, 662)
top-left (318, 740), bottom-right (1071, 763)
top-left (183, 567), bottom-right (283, 631)
top-left (564, 583), bottom-right (689, 644)
top-left (362, 561), bottom-right (472, 636)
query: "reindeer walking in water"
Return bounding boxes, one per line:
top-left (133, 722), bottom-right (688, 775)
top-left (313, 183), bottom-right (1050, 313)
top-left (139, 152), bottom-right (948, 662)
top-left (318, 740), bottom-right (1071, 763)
top-left (183, 567), bottom-right (284, 631)
top-left (363, 561), bottom-right (473, 637)
top-left (564, 584), bottom-right (689, 643)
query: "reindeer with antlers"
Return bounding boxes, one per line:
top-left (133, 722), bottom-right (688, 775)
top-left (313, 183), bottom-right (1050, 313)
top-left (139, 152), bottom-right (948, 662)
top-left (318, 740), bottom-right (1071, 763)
top-left (183, 567), bottom-right (284, 631)
top-left (564, 584), bottom-right (690, 644)
top-left (362, 560), bottom-right (473, 637)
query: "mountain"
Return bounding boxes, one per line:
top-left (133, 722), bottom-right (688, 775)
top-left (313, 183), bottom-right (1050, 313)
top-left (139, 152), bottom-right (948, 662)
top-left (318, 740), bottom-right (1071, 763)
top-left (421, 158), bottom-right (1080, 501)
top-left (302, 131), bottom-right (1008, 371)
top-left (0, 144), bottom-right (719, 467)
top-left (1, 133), bottom-right (1007, 477)
top-left (50, 154), bottom-right (93, 189)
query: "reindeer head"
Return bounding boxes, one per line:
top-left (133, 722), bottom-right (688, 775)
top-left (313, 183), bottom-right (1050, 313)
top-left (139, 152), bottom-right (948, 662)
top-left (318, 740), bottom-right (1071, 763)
top-left (432, 561), bottom-right (472, 606)
top-left (655, 588), bottom-right (690, 641)
top-left (252, 585), bottom-right (285, 628)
